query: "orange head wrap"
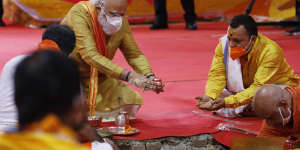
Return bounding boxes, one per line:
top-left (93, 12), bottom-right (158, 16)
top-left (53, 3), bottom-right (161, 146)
top-left (38, 40), bottom-right (60, 51)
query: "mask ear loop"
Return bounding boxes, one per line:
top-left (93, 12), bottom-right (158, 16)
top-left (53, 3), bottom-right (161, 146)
top-left (98, 0), bottom-right (105, 15)
top-left (244, 36), bottom-right (254, 54)
top-left (98, 0), bottom-right (108, 22)
top-left (278, 107), bottom-right (292, 127)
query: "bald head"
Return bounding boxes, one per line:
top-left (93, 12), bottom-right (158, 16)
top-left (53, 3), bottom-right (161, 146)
top-left (253, 85), bottom-right (284, 118)
top-left (253, 84), bottom-right (294, 127)
top-left (105, 0), bottom-right (127, 8)
top-left (105, 0), bottom-right (127, 16)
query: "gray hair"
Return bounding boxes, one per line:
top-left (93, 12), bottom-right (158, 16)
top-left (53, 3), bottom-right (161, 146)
top-left (90, 0), bottom-right (105, 8)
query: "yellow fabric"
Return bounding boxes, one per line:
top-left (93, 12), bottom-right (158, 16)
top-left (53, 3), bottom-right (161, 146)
top-left (95, 78), bottom-right (143, 111)
top-left (88, 67), bottom-right (98, 116)
top-left (3, 0), bottom-right (55, 27)
top-left (4, 0), bottom-right (296, 25)
top-left (0, 115), bottom-right (88, 150)
top-left (61, 1), bottom-right (151, 111)
top-left (6, 0), bottom-right (73, 20)
top-left (269, 0), bottom-right (296, 20)
top-left (205, 33), bottom-right (299, 108)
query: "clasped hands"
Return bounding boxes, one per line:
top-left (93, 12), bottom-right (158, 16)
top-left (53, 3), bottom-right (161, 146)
top-left (121, 70), bottom-right (164, 94)
top-left (195, 95), bottom-right (225, 111)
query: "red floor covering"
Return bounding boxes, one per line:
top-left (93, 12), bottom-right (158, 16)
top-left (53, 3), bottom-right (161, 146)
top-left (1, 23), bottom-right (300, 147)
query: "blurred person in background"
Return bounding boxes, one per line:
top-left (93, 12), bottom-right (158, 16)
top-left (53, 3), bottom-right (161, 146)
top-left (0, 50), bottom-right (89, 150)
top-left (0, 24), bottom-right (75, 132)
top-left (150, 0), bottom-right (197, 30)
top-left (0, 0), bottom-right (5, 26)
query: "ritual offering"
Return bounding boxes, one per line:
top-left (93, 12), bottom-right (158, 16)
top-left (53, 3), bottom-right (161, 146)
top-left (152, 77), bottom-right (164, 93)
top-left (153, 77), bottom-right (162, 85)
top-left (97, 111), bottom-right (140, 135)
top-left (88, 116), bottom-right (102, 128)
top-left (97, 126), bottom-right (139, 136)
top-left (115, 111), bottom-right (130, 126)
top-left (115, 111), bottom-right (135, 134)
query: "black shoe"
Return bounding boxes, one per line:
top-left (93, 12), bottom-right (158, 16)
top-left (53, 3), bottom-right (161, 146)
top-left (0, 21), bottom-right (5, 27)
top-left (285, 26), bottom-right (300, 36)
top-left (150, 23), bottom-right (168, 30)
top-left (186, 23), bottom-right (197, 30)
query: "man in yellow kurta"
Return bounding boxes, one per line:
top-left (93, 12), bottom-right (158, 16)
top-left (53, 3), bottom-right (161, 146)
top-left (62, 0), bottom-right (164, 119)
top-left (196, 15), bottom-right (299, 116)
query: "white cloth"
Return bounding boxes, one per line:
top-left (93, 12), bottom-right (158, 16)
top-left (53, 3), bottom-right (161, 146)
top-left (215, 36), bottom-right (246, 118)
top-left (220, 35), bottom-right (245, 93)
top-left (91, 141), bottom-right (113, 150)
top-left (214, 89), bottom-right (247, 118)
top-left (0, 55), bottom-right (27, 131)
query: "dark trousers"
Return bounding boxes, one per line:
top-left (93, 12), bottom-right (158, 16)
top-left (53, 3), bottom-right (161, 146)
top-left (297, 0), bottom-right (300, 19)
top-left (153, 0), bottom-right (196, 25)
top-left (0, 0), bottom-right (3, 22)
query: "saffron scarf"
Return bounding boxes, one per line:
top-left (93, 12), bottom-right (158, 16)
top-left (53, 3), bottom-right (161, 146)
top-left (82, 2), bottom-right (108, 117)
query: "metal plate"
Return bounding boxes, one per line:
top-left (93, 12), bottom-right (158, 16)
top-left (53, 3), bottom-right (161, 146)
top-left (97, 126), bottom-right (140, 136)
top-left (96, 128), bottom-right (113, 137)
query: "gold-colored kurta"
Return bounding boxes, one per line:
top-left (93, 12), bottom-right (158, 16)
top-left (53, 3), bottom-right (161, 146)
top-left (61, 1), bottom-right (152, 112)
top-left (206, 33), bottom-right (299, 108)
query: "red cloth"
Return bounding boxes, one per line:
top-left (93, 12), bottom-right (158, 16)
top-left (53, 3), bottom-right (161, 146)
top-left (100, 81), bottom-right (263, 143)
top-left (102, 112), bottom-right (262, 141)
top-left (211, 117), bottom-right (262, 147)
top-left (1, 23), bottom-right (300, 148)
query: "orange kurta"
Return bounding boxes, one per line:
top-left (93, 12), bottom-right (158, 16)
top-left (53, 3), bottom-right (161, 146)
top-left (258, 85), bottom-right (300, 138)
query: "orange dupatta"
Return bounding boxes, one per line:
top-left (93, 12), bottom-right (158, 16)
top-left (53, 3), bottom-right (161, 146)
top-left (82, 2), bottom-right (108, 117)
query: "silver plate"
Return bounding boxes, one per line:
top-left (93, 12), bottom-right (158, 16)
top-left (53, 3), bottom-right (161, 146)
top-left (97, 126), bottom-right (140, 136)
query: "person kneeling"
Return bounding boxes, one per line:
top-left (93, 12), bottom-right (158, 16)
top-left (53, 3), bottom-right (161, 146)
top-left (252, 84), bottom-right (300, 140)
top-left (196, 15), bottom-right (299, 118)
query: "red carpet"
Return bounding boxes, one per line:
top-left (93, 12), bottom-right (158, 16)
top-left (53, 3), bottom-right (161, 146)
top-left (1, 23), bottom-right (300, 147)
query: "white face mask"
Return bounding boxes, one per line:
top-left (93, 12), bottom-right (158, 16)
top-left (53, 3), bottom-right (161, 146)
top-left (98, 6), bottom-right (123, 35)
top-left (278, 107), bottom-right (291, 127)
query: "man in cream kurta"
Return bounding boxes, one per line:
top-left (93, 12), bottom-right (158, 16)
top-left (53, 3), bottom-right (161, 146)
top-left (196, 15), bottom-right (299, 117)
top-left (62, 0), bottom-right (163, 119)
